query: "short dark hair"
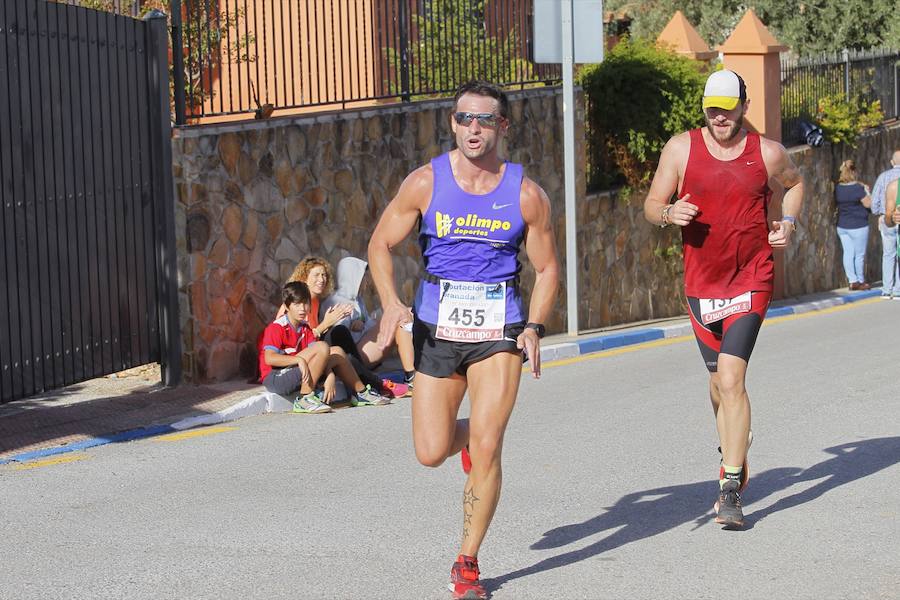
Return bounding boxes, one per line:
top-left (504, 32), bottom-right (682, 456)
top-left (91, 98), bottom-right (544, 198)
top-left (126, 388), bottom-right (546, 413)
top-left (454, 80), bottom-right (509, 119)
top-left (735, 72), bottom-right (748, 102)
top-left (282, 281), bottom-right (311, 307)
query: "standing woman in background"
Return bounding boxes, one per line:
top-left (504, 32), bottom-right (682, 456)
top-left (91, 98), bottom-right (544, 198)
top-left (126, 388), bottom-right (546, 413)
top-left (834, 159), bottom-right (872, 290)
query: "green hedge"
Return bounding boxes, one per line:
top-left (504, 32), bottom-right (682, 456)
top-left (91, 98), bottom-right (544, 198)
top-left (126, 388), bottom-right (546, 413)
top-left (816, 94), bottom-right (884, 147)
top-left (579, 38), bottom-right (711, 190)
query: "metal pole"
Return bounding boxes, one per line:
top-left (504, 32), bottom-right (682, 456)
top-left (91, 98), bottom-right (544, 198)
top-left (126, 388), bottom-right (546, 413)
top-left (398, 0), bottom-right (411, 101)
top-left (144, 9), bottom-right (182, 387)
top-left (843, 48), bottom-right (850, 102)
top-left (561, 0), bottom-right (577, 336)
top-left (170, 0), bottom-right (187, 125)
top-left (894, 63), bottom-right (900, 119)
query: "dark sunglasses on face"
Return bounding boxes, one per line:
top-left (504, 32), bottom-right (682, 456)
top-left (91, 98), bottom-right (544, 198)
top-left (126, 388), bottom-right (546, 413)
top-left (453, 112), bottom-right (502, 128)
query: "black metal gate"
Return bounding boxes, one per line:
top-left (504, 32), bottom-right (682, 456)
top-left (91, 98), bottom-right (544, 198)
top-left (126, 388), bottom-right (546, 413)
top-left (0, 0), bottom-right (180, 403)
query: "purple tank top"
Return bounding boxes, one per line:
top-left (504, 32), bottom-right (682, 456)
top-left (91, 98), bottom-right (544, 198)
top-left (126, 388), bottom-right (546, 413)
top-left (415, 152), bottom-right (526, 324)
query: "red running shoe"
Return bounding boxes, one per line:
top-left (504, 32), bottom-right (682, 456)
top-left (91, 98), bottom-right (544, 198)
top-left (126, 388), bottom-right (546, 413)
top-left (381, 379), bottom-right (410, 398)
top-left (461, 445), bottom-right (472, 475)
top-left (448, 554), bottom-right (487, 599)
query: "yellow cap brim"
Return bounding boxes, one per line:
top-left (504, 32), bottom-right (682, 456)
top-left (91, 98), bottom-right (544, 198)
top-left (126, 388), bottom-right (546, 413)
top-left (703, 96), bottom-right (740, 110)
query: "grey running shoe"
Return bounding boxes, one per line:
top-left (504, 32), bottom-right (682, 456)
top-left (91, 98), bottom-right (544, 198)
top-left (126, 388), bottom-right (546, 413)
top-left (293, 391), bottom-right (332, 414)
top-left (350, 385), bottom-right (392, 407)
top-left (714, 480), bottom-right (744, 528)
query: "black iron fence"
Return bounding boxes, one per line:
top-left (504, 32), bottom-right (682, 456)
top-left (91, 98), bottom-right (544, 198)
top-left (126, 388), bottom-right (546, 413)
top-left (52, 0), bottom-right (145, 17)
top-left (0, 1), bottom-right (180, 402)
top-left (781, 48), bottom-right (900, 147)
top-left (168, 0), bottom-right (560, 124)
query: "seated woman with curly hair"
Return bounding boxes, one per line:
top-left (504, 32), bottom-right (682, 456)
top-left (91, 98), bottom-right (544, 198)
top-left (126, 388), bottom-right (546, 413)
top-left (280, 256), bottom-right (412, 399)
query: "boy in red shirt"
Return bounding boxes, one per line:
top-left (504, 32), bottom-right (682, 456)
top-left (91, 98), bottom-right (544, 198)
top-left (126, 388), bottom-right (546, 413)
top-left (259, 282), bottom-right (391, 412)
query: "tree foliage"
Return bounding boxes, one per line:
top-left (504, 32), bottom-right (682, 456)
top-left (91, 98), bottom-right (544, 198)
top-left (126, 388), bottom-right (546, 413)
top-left (578, 38), bottom-right (710, 189)
top-left (385, 0), bottom-right (532, 98)
top-left (606, 0), bottom-right (900, 56)
top-left (816, 95), bottom-right (884, 147)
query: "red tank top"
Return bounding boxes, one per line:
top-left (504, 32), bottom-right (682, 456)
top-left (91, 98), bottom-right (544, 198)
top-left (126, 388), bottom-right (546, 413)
top-left (681, 129), bottom-right (773, 298)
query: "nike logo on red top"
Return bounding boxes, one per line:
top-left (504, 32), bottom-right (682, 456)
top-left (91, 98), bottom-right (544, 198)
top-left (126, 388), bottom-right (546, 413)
top-left (746, 161), bottom-right (756, 165)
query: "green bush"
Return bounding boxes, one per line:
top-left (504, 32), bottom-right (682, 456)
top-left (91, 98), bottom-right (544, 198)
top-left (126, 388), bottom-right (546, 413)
top-left (578, 38), bottom-right (711, 189)
top-left (816, 94), bottom-right (885, 147)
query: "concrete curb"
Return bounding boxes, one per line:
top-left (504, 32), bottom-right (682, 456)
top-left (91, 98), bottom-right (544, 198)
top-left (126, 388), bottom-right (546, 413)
top-left (0, 425), bottom-right (176, 465)
top-left (1, 289), bottom-right (883, 465)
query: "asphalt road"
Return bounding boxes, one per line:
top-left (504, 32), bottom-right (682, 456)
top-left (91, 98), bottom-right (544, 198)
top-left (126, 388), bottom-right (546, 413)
top-left (2, 298), bottom-right (898, 600)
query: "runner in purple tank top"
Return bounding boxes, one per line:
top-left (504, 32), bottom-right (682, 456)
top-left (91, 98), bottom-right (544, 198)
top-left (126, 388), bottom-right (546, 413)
top-left (369, 81), bottom-right (560, 599)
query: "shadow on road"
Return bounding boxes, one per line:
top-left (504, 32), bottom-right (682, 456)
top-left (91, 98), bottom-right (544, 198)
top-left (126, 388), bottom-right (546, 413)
top-left (484, 436), bottom-right (900, 595)
top-left (742, 436), bottom-right (900, 529)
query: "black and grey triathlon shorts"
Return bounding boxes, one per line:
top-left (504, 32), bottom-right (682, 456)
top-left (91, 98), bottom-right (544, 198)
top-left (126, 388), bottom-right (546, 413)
top-left (412, 317), bottom-right (525, 378)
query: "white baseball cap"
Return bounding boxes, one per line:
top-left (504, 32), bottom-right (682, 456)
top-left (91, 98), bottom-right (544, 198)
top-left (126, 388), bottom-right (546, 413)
top-left (702, 70), bottom-right (747, 110)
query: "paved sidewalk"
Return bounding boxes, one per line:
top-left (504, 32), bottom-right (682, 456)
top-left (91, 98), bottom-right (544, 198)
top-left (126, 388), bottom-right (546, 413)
top-left (0, 287), bottom-right (886, 464)
top-left (0, 372), bottom-right (262, 463)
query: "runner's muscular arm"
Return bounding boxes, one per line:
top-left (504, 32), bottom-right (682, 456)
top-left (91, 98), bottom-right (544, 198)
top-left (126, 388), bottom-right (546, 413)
top-left (761, 139), bottom-right (804, 247)
top-left (519, 178), bottom-right (560, 378)
top-left (644, 134), bottom-right (697, 227)
top-left (367, 165), bottom-right (432, 348)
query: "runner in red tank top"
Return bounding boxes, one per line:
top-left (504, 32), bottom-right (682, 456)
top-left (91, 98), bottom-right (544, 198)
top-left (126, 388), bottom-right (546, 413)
top-left (644, 70), bottom-right (805, 528)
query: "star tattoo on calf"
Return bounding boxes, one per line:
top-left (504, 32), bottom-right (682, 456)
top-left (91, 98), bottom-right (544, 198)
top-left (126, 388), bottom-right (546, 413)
top-left (463, 485), bottom-right (480, 540)
top-left (463, 486), bottom-right (480, 509)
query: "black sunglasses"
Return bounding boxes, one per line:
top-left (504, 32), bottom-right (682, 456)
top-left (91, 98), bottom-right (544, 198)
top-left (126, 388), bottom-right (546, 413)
top-left (453, 112), bottom-right (502, 128)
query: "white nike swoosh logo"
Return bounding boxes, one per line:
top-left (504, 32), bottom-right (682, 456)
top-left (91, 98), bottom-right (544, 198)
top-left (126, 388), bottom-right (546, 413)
top-left (492, 202), bottom-right (513, 210)
top-left (746, 161), bottom-right (756, 165)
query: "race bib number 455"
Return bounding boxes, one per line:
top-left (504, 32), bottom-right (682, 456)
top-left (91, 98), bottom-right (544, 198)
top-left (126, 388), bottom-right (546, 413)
top-left (699, 291), bottom-right (752, 325)
top-left (436, 280), bottom-right (506, 342)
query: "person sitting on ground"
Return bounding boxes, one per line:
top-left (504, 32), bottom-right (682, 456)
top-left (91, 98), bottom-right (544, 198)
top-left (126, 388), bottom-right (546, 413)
top-left (282, 256), bottom-right (406, 397)
top-left (260, 282), bottom-right (391, 413)
top-left (281, 256), bottom-right (350, 338)
top-left (320, 256), bottom-right (417, 394)
top-left (834, 159), bottom-right (872, 290)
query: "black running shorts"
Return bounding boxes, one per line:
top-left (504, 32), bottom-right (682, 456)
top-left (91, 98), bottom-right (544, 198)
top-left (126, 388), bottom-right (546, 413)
top-left (686, 291), bottom-right (772, 372)
top-left (412, 317), bottom-right (525, 378)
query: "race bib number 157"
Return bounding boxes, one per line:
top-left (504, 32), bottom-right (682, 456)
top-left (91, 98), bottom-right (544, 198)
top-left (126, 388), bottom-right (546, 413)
top-left (699, 291), bottom-right (752, 325)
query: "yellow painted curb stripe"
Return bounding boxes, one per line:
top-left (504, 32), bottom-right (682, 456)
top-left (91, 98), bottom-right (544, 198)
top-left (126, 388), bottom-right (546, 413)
top-left (152, 426), bottom-right (236, 442)
top-left (763, 296), bottom-right (880, 324)
top-left (13, 453), bottom-right (89, 470)
top-left (532, 296), bottom-right (879, 371)
top-left (538, 335), bottom-right (693, 370)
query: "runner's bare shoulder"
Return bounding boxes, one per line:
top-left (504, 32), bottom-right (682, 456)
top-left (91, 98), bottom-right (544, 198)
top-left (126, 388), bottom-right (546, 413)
top-left (393, 163), bottom-right (435, 213)
top-left (659, 132), bottom-right (692, 171)
top-left (663, 131), bottom-right (692, 152)
top-left (519, 176), bottom-right (551, 224)
top-left (758, 137), bottom-right (800, 185)
top-left (666, 131), bottom-right (692, 154)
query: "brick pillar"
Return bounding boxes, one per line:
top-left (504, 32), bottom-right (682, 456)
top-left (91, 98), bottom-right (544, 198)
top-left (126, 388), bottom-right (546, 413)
top-left (718, 10), bottom-right (789, 298)
top-left (656, 10), bottom-right (717, 62)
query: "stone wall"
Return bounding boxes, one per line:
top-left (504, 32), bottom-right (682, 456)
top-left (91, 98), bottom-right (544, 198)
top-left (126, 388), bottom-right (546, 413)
top-left (172, 88), bottom-right (581, 382)
top-left (173, 89), bottom-right (900, 383)
top-left (785, 122), bottom-right (900, 296)
top-left (556, 189), bottom-right (686, 330)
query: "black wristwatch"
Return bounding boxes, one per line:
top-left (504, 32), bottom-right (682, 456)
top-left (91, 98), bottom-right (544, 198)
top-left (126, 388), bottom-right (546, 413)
top-left (525, 322), bottom-right (546, 338)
